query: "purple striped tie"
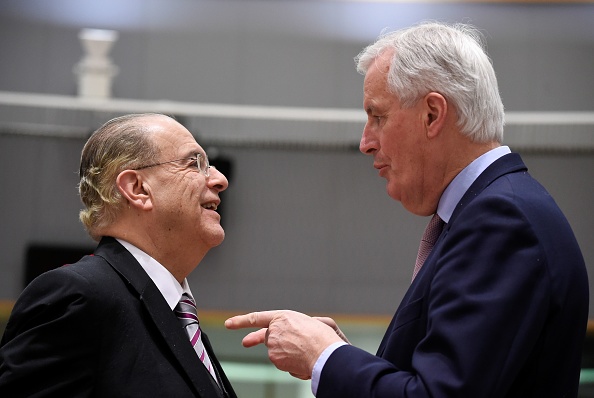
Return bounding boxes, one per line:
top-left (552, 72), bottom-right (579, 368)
top-left (175, 293), bottom-right (218, 382)
top-left (412, 213), bottom-right (445, 282)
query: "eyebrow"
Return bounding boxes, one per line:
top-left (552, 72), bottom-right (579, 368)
top-left (180, 150), bottom-right (203, 159)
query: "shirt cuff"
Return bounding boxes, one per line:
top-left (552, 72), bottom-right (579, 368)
top-left (311, 341), bottom-right (348, 396)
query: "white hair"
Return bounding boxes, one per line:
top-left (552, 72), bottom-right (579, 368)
top-left (355, 22), bottom-right (504, 143)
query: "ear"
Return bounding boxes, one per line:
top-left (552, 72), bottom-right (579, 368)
top-left (116, 170), bottom-right (153, 211)
top-left (423, 92), bottom-right (448, 139)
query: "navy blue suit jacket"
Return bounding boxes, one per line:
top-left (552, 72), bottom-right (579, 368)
top-left (0, 237), bottom-right (237, 398)
top-left (319, 153), bottom-right (588, 397)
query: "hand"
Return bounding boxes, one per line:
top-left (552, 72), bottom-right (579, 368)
top-left (313, 316), bottom-right (351, 344)
top-left (225, 310), bottom-right (346, 379)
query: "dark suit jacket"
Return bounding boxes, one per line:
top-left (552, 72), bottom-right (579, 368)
top-left (318, 153), bottom-right (589, 397)
top-left (0, 237), bottom-right (237, 398)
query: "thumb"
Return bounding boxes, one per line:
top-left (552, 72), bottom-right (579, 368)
top-left (242, 328), bottom-right (268, 348)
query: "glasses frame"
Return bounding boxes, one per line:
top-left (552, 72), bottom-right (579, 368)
top-left (132, 153), bottom-right (210, 177)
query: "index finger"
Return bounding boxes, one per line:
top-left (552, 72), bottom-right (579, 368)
top-left (224, 310), bottom-right (281, 330)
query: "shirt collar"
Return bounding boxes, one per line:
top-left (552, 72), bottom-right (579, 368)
top-left (116, 239), bottom-right (194, 309)
top-left (437, 146), bottom-right (511, 223)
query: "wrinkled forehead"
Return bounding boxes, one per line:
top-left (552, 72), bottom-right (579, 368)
top-left (364, 57), bottom-right (394, 99)
top-left (363, 51), bottom-right (392, 87)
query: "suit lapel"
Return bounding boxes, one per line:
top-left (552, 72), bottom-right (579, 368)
top-left (202, 332), bottom-right (237, 398)
top-left (141, 282), bottom-right (224, 397)
top-left (376, 281), bottom-right (421, 357)
top-left (376, 313), bottom-right (398, 357)
top-left (94, 237), bottom-right (225, 398)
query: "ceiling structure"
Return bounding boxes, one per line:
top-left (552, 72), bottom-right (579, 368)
top-left (2, 0), bottom-right (594, 44)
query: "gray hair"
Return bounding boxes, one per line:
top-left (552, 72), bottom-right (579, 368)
top-left (355, 22), bottom-right (504, 143)
top-left (78, 113), bottom-right (165, 240)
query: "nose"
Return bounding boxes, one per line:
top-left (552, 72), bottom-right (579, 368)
top-left (207, 166), bottom-right (229, 192)
top-left (359, 124), bottom-right (377, 155)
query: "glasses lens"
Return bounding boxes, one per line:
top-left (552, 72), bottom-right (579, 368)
top-left (199, 153), bottom-right (210, 176)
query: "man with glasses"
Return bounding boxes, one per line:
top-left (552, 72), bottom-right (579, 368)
top-left (0, 113), bottom-right (237, 398)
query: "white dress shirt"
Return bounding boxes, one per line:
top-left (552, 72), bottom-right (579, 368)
top-left (116, 239), bottom-right (194, 309)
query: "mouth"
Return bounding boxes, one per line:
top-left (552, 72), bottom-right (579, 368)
top-left (374, 162), bottom-right (391, 178)
top-left (201, 201), bottom-right (219, 211)
top-left (374, 162), bottom-right (388, 171)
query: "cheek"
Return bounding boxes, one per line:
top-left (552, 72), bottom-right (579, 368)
top-left (384, 141), bottom-right (420, 193)
top-left (383, 123), bottom-right (420, 168)
top-left (176, 177), bottom-right (204, 204)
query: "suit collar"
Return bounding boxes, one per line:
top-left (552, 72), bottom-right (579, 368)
top-left (94, 237), bottom-right (228, 397)
top-left (448, 152), bottom-right (527, 227)
top-left (115, 238), bottom-right (187, 310)
top-left (94, 237), bottom-right (150, 293)
top-left (437, 153), bottom-right (526, 273)
top-left (438, 146), bottom-right (511, 223)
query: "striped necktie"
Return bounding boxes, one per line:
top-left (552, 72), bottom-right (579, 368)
top-left (412, 213), bottom-right (445, 282)
top-left (174, 293), bottom-right (218, 382)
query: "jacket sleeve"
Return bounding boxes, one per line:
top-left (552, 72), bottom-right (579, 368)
top-left (0, 266), bottom-right (102, 397)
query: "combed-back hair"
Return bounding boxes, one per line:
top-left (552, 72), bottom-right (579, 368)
top-left (355, 22), bottom-right (504, 143)
top-left (78, 113), bottom-right (165, 240)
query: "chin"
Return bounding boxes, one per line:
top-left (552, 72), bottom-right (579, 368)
top-left (212, 234), bottom-right (225, 247)
top-left (386, 184), bottom-right (402, 203)
top-left (206, 228), bottom-right (226, 248)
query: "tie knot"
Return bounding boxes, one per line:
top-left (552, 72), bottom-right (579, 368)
top-left (422, 213), bottom-right (445, 245)
top-left (412, 213), bottom-right (445, 282)
top-left (175, 293), bottom-right (199, 327)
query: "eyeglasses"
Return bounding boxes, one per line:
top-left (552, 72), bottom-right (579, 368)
top-left (133, 153), bottom-right (210, 177)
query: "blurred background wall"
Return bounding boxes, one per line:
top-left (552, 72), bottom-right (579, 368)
top-left (0, 0), bottom-right (592, 319)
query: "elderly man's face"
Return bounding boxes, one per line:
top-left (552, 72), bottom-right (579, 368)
top-left (140, 116), bottom-right (229, 249)
top-left (359, 54), bottom-right (430, 215)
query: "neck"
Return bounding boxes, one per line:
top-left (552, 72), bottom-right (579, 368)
top-left (418, 134), bottom-right (499, 216)
top-left (102, 220), bottom-right (207, 284)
